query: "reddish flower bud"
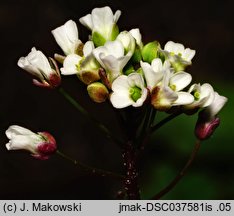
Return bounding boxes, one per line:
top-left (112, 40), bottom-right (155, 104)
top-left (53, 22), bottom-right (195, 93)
top-left (5, 125), bottom-right (57, 160)
top-left (195, 115), bottom-right (220, 140)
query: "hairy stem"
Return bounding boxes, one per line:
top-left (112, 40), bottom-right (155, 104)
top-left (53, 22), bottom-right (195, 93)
top-left (151, 140), bottom-right (201, 199)
top-left (122, 141), bottom-right (140, 199)
top-left (56, 150), bottom-right (124, 180)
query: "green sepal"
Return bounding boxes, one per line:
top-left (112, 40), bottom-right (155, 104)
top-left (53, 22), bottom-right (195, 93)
top-left (92, 31), bottom-right (107, 47)
top-left (110, 24), bottom-right (119, 41)
top-left (131, 47), bottom-right (142, 64)
top-left (171, 61), bottom-right (186, 72)
top-left (141, 41), bottom-right (160, 63)
top-left (136, 67), bottom-right (143, 76)
top-left (123, 64), bottom-right (135, 76)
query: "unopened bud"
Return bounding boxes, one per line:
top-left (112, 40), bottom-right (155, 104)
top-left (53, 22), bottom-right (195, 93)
top-left (141, 41), bottom-right (160, 63)
top-left (195, 113), bottom-right (220, 140)
top-left (87, 82), bottom-right (109, 103)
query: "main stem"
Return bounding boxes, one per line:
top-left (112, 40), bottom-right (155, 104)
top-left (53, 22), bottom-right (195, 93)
top-left (122, 141), bottom-right (140, 199)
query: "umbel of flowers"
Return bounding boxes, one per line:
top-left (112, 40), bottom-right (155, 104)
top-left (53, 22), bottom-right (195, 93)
top-left (6, 6), bottom-right (227, 199)
top-left (17, 6), bottom-right (227, 114)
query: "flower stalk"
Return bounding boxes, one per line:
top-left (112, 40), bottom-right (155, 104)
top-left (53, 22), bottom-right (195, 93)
top-left (151, 140), bottom-right (201, 199)
top-left (58, 87), bottom-right (123, 147)
top-left (56, 150), bottom-right (124, 180)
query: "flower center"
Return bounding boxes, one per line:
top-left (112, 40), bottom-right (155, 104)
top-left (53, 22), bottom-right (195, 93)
top-left (193, 90), bottom-right (200, 101)
top-left (170, 84), bottom-right (176, 91)
top-left (193, 91), bottom-right (200, 100)
top-left (75, 57), bottom-right (85, 71)
top-left (129, 86), bottom-right (142, 102)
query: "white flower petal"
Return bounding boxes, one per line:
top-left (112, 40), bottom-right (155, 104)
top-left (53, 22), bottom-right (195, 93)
top-left (105, 40), bottom-right (125, 58)
top-left (111, 75), bottom-right (130, 92)
top-left (173, 92), bottom-right (194, 105)
top-left (141, 61), bottom-right (157, 89)
top-left (110, 75), bottom-right (132, 108)
top-left (128, 73), bottom-right (145, 88)
top-left (151, 58), bottom-right (163, 72)
top-left (174, 43), bottom-right (184, 55)
top-left (170, 72), bottom-right (192, 91)
top-left (20, 47), bottom-right (52, 78)
top-left (17, 56), bottom-right (44, 80)
top-left (100, 54), bottom-right (121, 81)
top-left (6, 135), bottom-right (39, 153)
top-left (83, 41), bottom-right (95, 57)
top-left (162, 69), bottom-right (171, 87)
top-left (93, 47), bottom-right (107, 68)
top-left (61, 54), bottom-right (82, 75)
top-left (92, 6), bottom-right (113, 35)
top-left (52, 20), bottom-right (80, 55)
top-left (79, 14), bottom-right (93, 30)
top-left (129, 28), bottom-right (142, 47)
top-left (164, 41), bottom-right (175, 52)
top-left (206, 92), bottom-right (228, 117)
top-left (110, 92), bottom-right (133, 108)
top-left (117, 31), bottom-right (135, 53)
top-left (165, 41), bottom-right (184, 54)
top-left (182, 48), bottom-right (196, 62)
top-left (6, 125), bottom-right (35, 139)
top-left (200, 83), bottom-right (215, 107)
top-left (113, 10), bottom-right (121, 22)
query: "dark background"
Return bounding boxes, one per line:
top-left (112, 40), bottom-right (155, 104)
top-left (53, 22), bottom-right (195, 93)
top-left (0, 0), bottom-right (233, 199)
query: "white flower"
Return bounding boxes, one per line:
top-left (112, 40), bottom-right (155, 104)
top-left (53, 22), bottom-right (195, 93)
top-left (110, 73), bottom-right (148, 108)
top-left (185, 83), bottom-right (215, 109)
top-left (140, 58), bottom-right (170, 90)
top-left (129, 28), bottom-right (143, 48)
top-left (61, 41), bottom-right (100, 84)
top-left (93, 40), bottom-right (132, 82)
top-left (163, 41), bottom-right (195, 71)
top-left (5, 125), bottom-right (57, 160)
top-left (164, 41), bottom-right (195, 62)
top-left (195, 92), bottom-right (227, 140)
top-left (202, 92), bottom-right (228, 120)
top-left (151, 69), bottom-right (194, 110)
top-left (116, 31), bottom-right (136, 54)
top-left (79, 6), bottom-right (121, 46)
top-left (52, 20), bottom-right (82, 55)
top-left (17, 47), bottom-right (60, 88)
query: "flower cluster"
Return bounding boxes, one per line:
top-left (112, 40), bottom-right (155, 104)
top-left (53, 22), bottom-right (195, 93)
top-left (11, 6), bottom-right (227, 158)
top-left (18, 6), bottom-right (226, 112)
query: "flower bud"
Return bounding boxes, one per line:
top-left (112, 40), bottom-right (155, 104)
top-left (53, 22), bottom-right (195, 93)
top-left (77, 55), bottom-right (100, 85)
top-left (195, 114), bottom-right (220, 140)
top-left (117, 31), bottom-right (135, 54)
top-left (18, 48), bottom-right (61, 88)
top-left (51, 20), bottom-right (82, 56)
top-left (5, 125), bottom-right (57, 160)
top-left (141, 41), bottom-right (160, 63)
top-left (80, 6), bottom-right (121, 47)
top-left (87, 82), bottom-right (109, 103)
